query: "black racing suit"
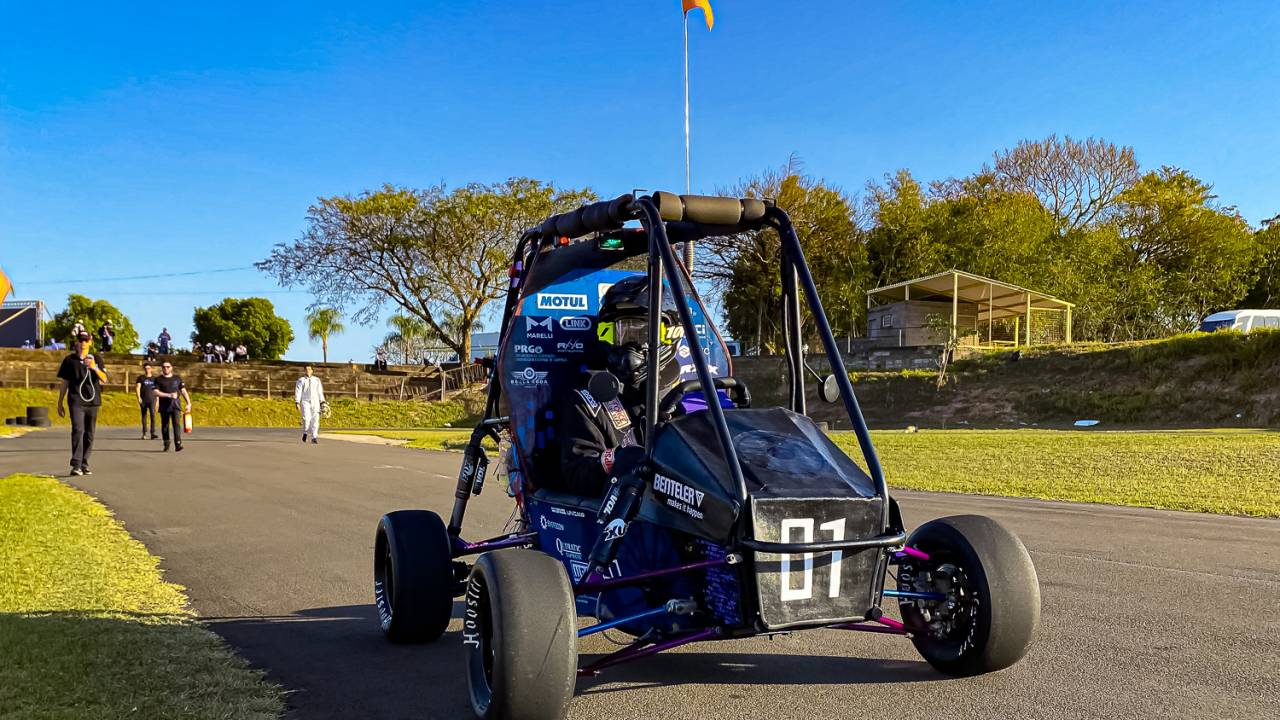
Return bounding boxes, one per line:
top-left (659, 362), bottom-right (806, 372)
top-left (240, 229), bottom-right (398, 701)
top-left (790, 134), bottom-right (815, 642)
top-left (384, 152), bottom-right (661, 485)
top-left (545, 386), bottom-right (644, 497)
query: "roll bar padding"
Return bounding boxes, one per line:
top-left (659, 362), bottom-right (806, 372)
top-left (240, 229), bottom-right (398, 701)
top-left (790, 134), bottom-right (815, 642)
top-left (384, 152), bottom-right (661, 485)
top-left (652, 192), bottom-right (769, 227)
top-left (538, 194), bottom-right (635, 239)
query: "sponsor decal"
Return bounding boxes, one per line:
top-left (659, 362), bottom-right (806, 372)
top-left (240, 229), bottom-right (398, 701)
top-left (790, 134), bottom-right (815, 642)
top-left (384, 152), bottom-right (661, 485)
top-left (539, 515), bottom-right (565, 532)
top-left (695, 324), bottom-right (707, 336)
top-left (679, 363), bottom-right (696, 375)
top-left (653, 474), bottom-right (706, 520)
top-left (603, 398), bottom-right (631, 431)
top-left (536, 293), bottom-right (588, 311)
top-left (463, 578), bottom-right (482, 647)
top-left (576, 388), bottom-right (600, 412)
top-left (549, 505), bottom-right (586, 518)
top-left (510, 367), bottom-right (549, 386)
top-left (525, 316), bottom-right (555, 338)
top-left (514, 344), bottom-right (544, 354)
top-left (600, 447), bottom-right (615, 473)
top-left (570, 560), bottom-right (590, 582)
top-left (556, 339), bottom-right (584, 353)
top-left (603, 518), bottom-right (628, 541)
top-left (560, 316), bottom-right (591, 331)
top-left (555, 537), bottom-right (583, 560)
top-left (678, 343), bottom-right (691, 358)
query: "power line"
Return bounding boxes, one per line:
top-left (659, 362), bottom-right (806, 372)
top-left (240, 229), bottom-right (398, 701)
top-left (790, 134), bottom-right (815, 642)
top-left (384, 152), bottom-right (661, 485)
top-left (75, 289), bottom-right (303, 296)
top-left (19, 266), bottom-right (258, 285)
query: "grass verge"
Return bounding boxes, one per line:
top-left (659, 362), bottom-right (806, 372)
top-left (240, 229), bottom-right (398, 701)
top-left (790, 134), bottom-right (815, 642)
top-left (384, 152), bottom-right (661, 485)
top-left (0, 473), bottom-right (283, 719)
top-left (0, 387), bottom-right (477, 429)
top-left (339, 428), bottom-right (1280, 518)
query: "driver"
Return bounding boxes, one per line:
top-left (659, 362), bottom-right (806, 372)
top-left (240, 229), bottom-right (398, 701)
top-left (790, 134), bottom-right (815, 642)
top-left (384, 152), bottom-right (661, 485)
top-left (549, 275), bottom-right (683, 496)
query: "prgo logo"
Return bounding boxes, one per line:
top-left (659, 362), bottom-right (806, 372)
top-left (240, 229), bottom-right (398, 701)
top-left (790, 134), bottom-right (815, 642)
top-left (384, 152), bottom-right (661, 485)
top-left (514, 344), bottom-right (544, 355)
top-left (535, 293), bottom-right (588, 311)
top-left (559, 316), bottom-right (591, 331)
top-left (525, 316), bottom-right (554, 339)
top-left (510, 367), bottom-right (549, 386)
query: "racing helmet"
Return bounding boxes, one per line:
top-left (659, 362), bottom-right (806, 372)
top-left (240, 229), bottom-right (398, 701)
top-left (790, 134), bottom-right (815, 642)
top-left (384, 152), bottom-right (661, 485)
top-left (596, 275), bottom-right (684, 393)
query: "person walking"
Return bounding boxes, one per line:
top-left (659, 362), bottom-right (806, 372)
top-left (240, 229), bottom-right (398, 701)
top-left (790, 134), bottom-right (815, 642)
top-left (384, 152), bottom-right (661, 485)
top-left (56, 331), bottom-right (108, 476)
top-left (154, 360), bottom-right (191, 452)
top-left (158, 328), bottom-right (172, 354)
top-left (295, 365), bottom-right (326, 444)
top-left (135, 363), bottom-right (159, 439)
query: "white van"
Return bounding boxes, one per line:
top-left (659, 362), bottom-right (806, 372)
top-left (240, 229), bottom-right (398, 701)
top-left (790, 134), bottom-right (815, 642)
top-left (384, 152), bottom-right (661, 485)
top-left (1199, 309), bottom-right (1280, 333)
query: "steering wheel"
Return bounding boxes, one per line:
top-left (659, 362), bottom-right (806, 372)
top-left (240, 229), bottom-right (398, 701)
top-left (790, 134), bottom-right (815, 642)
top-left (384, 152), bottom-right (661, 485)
top-left (658, 377), bottom-right (751, 418)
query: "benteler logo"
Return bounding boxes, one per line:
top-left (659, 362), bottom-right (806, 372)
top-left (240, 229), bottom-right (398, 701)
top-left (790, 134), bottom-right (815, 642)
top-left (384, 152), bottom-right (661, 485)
top-left (536, 293), bottom-right (588, 310)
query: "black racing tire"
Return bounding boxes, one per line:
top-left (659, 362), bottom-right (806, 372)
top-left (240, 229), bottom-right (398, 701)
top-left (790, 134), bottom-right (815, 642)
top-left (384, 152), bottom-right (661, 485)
top-left (897, 514), bottom-right (1040, 677)
top-left (373, 510), bottom-right (454, 643)
top-left (465, 549), bottom-right (577, 720)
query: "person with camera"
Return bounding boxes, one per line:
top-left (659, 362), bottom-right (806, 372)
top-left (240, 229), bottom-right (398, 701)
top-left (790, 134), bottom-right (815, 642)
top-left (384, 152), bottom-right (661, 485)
top-left (57, 331), bottom-right (108, 476)
top-left (154, 360), bottom-right (191, 452)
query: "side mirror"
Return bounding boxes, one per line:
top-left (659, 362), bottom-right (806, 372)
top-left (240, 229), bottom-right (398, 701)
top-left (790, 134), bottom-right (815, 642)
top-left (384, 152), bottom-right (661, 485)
top-left (588, 371), bottom-right (622, 403)
top-left (818, 374), bottom-right (840, 404)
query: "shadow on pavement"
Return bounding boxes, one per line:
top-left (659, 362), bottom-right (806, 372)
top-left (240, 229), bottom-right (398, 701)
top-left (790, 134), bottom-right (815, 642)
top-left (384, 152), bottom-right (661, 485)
top-left (205, 604), bottom-right (938, 719)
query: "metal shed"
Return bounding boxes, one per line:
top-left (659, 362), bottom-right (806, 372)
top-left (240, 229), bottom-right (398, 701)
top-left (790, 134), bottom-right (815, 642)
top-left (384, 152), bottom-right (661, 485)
top-left (866, 270), bottom-right (1073, 348)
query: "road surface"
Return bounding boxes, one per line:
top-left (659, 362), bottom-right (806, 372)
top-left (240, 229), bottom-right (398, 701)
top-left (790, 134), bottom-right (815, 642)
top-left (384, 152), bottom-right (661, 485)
top-left (2, 427), bottom-right (1276, 719)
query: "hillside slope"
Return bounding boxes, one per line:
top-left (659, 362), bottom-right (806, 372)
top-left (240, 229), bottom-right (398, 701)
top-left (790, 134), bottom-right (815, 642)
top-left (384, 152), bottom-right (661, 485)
top-left (787, 331), bottom-right (1280, 428)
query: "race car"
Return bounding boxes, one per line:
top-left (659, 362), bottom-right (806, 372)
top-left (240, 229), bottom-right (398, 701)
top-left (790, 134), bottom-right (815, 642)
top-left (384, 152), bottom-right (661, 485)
top-left (372, 192), bottom-right (1041, 720)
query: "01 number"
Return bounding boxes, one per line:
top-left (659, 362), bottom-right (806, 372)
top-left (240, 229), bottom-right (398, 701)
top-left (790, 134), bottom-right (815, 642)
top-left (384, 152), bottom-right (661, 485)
top-left (779, 518), bottom-right (845, 601)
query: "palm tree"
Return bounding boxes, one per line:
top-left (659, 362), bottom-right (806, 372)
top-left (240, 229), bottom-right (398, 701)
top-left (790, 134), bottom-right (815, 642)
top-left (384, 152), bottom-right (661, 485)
top-left (386, 314), bottom-right (428, 365)
top-left (306, 308), bottom-right (344, 363)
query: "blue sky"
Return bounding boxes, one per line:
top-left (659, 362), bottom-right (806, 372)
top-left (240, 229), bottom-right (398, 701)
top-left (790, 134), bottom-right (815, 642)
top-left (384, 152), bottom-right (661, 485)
top-left (2, 1), bottom-right (1277, 361)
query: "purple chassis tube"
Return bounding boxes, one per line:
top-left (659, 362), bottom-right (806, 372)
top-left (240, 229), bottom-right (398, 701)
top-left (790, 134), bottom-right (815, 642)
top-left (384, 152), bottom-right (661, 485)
top-left (578, 628), bottom-right (718, 677)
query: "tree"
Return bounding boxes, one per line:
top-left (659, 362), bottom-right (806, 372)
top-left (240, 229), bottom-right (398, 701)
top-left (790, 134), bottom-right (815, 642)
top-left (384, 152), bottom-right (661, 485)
top-left (992, 135), bottom-right (1140, 233)
top-left (1244, 216), bottom-right (1280, 308)
top-left (1113, 167), bottom-right (1257, 335)
top-left (700, 158), bottom-right (867, 354)
top-left (192, 297), bottom-right (294, 360)
top-left (384, 313), bottom-right (429, 365)
top-left (306, 308), bottom-right (344, 363)
top-left (47, 294), bottom-right (140, 352)
top-left (257, 179), bottom-right (594, 361)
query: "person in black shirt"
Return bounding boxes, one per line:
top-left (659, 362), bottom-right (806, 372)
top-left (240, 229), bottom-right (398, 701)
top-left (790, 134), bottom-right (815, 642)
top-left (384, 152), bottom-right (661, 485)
top-left (135, 363), bottom-right (159, 440)
top-left (57, 332), bottom-right (108, 476)
top-left (154, 361), bottom-right (191, 451)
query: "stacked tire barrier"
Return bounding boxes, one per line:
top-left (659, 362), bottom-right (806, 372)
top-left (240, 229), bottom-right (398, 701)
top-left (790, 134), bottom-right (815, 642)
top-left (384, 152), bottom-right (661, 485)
top-left (7, 406), bottom-right (51, 428)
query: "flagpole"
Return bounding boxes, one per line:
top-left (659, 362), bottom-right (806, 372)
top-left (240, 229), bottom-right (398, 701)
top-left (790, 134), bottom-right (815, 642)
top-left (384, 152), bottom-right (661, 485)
top-left (682, 12), bottom-right (695, 270)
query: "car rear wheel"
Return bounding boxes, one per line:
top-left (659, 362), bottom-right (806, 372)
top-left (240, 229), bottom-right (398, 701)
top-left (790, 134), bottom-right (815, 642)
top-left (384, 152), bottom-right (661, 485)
top-left (374, 509), bottom-right (454, 643)
top-left (465, 549), bottom-right (577, 720)
top-left (897, 514), bottom-right (1040, 676)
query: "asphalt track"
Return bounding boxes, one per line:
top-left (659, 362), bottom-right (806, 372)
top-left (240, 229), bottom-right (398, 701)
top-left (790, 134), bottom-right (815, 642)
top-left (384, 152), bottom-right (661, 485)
top-left (3, 426), bottom-right (1277, 720)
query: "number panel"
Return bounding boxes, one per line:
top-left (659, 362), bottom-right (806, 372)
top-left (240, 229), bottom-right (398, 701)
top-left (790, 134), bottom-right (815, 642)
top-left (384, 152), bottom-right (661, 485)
top-left (751, 496), bottom-right (883, 630)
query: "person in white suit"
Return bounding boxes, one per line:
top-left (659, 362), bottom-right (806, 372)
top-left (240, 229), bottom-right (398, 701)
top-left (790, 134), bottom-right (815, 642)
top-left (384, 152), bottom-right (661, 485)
top-left (295, 365), bottom-right (326, 444)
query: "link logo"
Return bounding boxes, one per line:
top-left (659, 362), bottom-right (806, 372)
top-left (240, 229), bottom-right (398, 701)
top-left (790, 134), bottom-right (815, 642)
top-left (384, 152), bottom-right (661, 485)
top-left (536, 293), bottom-right (588, 311)
top-left (559, 316), bottom-right (591, 331)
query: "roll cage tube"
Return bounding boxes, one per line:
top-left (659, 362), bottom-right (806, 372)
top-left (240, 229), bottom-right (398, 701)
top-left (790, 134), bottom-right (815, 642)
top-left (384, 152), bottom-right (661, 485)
top-left (767, 206), bottom-right (891, 529)
top-left (634, 196), bottom-right (750, 502)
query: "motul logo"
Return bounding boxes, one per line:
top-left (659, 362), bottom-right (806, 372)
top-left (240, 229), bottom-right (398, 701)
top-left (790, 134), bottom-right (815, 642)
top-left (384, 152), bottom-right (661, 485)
top-left (536, 293), bottom-right (588, 310)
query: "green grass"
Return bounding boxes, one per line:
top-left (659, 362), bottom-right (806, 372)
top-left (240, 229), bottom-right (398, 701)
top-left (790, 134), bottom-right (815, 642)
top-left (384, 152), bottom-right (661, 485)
top-left (0, 473), bottom-right (283, 719)
top-left (0, 387), bottom-right (478, 429)
top-left (341, 427), bottom-right (1280, 518)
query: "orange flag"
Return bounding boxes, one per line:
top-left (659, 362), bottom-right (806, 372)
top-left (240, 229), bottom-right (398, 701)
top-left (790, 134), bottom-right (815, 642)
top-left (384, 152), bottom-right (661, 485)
top-left (683, 0), bottom-right (714, 31)
top-left (0, 267), bottom-right (11, 302)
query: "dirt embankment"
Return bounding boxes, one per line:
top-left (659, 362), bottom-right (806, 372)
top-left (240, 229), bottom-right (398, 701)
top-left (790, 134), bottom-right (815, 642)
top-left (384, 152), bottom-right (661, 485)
top-left (733, 331), bottom-right (1280, 429)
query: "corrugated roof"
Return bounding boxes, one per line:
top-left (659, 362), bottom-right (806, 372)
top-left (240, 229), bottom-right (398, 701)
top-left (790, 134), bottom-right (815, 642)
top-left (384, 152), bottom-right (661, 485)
top-left (867, 269), bottom-right (1071, 320)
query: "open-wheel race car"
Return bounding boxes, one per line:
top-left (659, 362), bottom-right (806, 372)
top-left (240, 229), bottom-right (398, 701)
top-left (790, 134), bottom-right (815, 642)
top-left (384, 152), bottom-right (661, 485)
top-left (372, 192), bottom-right (1041, 720)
